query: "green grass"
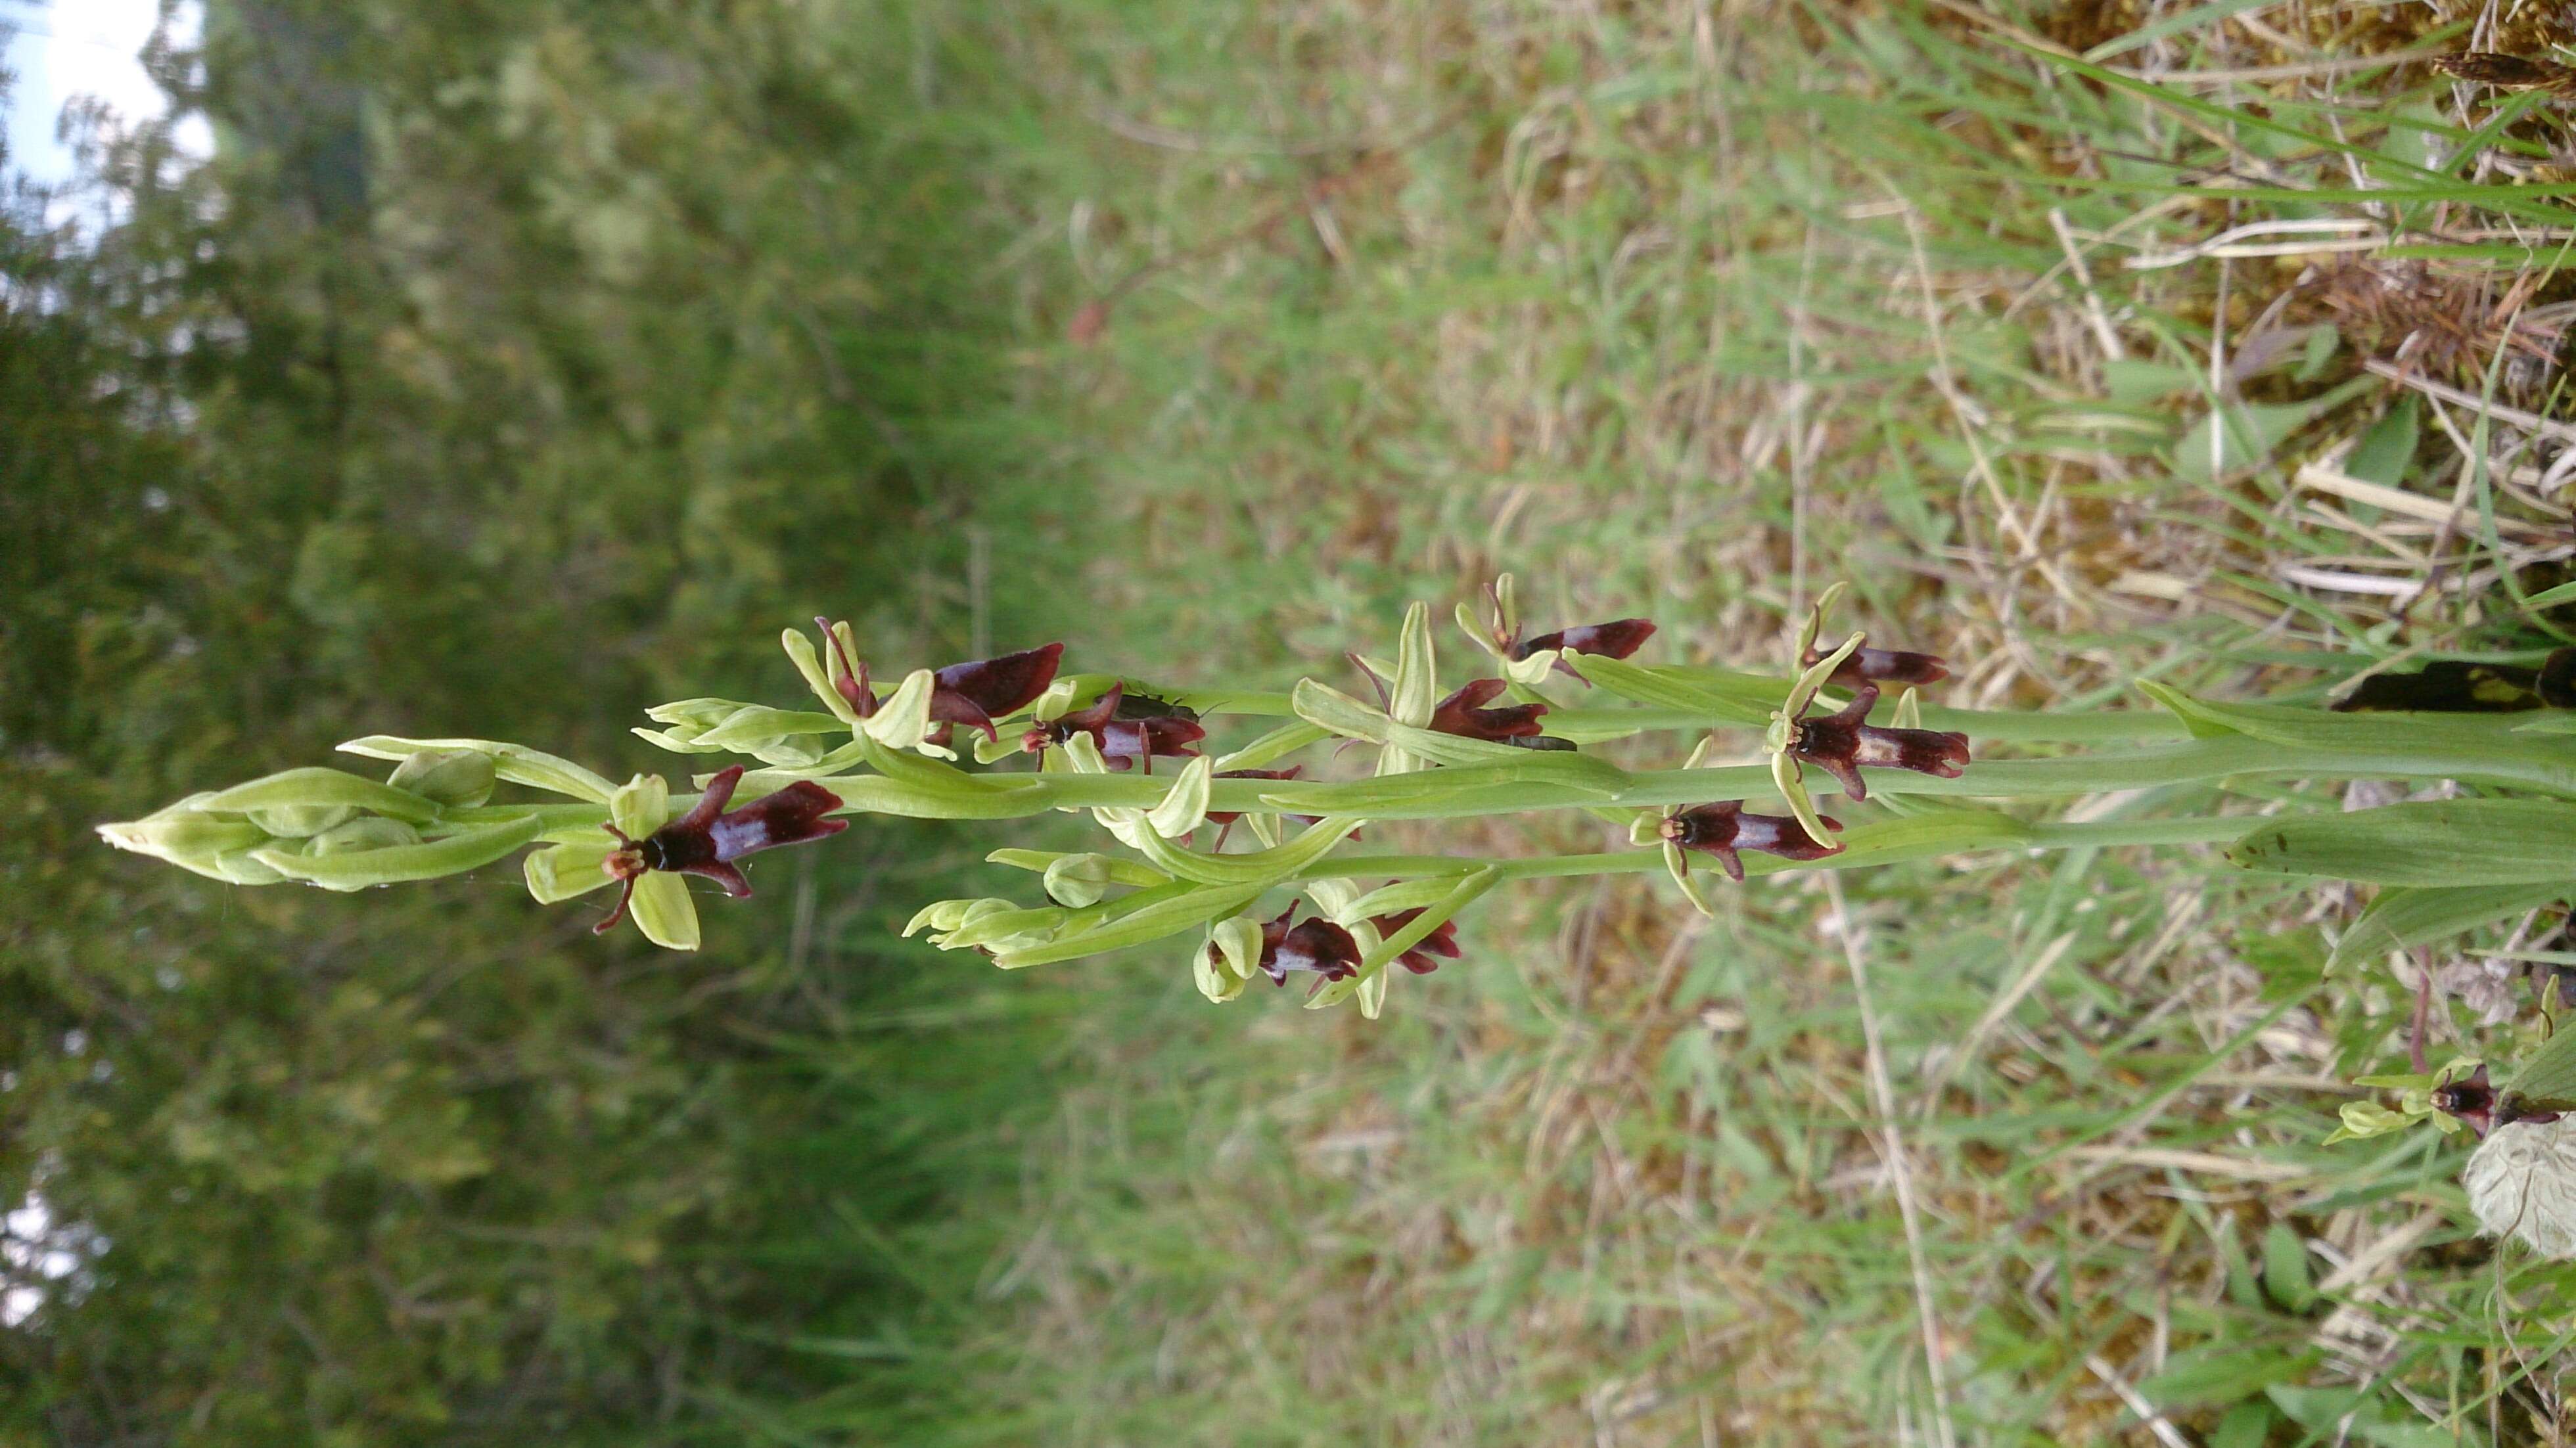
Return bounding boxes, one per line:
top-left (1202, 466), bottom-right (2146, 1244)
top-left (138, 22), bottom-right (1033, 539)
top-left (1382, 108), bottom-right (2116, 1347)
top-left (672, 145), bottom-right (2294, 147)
top-left (747, 1), bottom-right (2576, 1443)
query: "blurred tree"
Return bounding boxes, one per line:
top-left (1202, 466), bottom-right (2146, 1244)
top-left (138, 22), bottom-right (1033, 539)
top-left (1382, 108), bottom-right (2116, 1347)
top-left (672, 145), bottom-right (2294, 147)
top-left (0, 3), bottom-right (1092, 1442)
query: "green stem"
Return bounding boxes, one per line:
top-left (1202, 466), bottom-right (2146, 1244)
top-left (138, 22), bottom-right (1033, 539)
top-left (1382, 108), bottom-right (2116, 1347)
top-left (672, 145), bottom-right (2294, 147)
top-left (1143, 681), bottom-right (2195, 742)
top-left (819, 731), bottom-right (2576, 824)
top-left (1293, 813), bottom-right (2249, 884)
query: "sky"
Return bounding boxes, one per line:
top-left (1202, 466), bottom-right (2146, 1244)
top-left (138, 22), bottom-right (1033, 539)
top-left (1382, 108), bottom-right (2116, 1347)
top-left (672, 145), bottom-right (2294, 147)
top-left (3, 0), bottom-right (210, 185)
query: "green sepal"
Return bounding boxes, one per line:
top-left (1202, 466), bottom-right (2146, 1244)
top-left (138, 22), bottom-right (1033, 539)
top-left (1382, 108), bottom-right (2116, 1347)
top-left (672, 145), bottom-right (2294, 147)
top-left (862, 669), bottom-right (941, 752)
top-left (1770, 749), bottom-right (1838, 855)
top-left (1665, 840), bottom-right (1716, 916)
top-left (1144, 756), bottom-right (1215, 839)
top-left (781, 625), bottom-right (862, 726)
top-left (626, 872), bottom-right (700, 951)
top-left (1390, 602), bottom-right (1438, 729)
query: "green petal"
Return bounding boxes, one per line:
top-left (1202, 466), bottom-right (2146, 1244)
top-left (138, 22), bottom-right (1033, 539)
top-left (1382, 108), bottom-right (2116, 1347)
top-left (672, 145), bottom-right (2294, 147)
top-left (525, 840), bottom-right (619, 903)
top-left (609, 775), bottom-right (671, 841)
top-left (627, 872), bottom-right (701, 951)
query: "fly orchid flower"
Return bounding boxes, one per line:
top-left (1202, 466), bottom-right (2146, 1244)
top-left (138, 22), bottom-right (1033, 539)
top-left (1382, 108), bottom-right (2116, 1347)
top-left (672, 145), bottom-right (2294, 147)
top-left (2432, 1064), bottom-right (2565, 1137)
top-left (1369, 908), bottom-right (1461, 974)
top-left (1641, 738), bottom-right (1843, 913)
top-left (1794, 582), bottom-right (1948, 689)
top-left (1456, 572), bottom-right (1657, 686)
top-left (1787, 684), bottom-right (1971, 803)
top-left (1021, 681), bottom-right (1207, 772)
top-left (1659, 801), bottom-right (1845, 884)
top-left (1203, 903), bottom-right (1364, 993)
top-left (594, 765), bottom-right (846, 938)
top-left (812, 618), bottom-right (1065, 747)
top-left (1763, 621), bottom-right (1968, 844)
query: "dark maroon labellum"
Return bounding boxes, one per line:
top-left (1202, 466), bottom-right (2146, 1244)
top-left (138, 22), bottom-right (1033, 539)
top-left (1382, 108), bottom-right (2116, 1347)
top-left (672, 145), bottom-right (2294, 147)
top-left (1431, 679), bottom-right (1548, 742)
top-left (597, 765), bottom-right (848, 934)
top-left (1803, 642), bottom-right (1949, 689)
top-left (816, 620), bottom-right (1063, 743)
top-left (1369, 909), bottom-right (1461, 974)
top-left (1661, 800), bottom-right (1843, 882)
top-left (1021, 682), bottom-right (1207, 772)
top-left (928, 643), bottom-right (1067, 744)
top-left (1789, 684), bottom-right (1970, 802)
top-left (1512, 618), bottom-right (1657, 681)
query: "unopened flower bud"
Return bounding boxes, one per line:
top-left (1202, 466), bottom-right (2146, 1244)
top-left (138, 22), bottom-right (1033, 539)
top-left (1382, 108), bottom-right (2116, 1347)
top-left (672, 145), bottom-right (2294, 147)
top-left (97, 812), bottom-right (269, 865)
top-left (306, 818), bottom-right (425, 857)
top-left (387, 748), bottom-right (497, 808)
top-left (248, 803), bottom-right (357, 838)
top-left (1043, 853), bottom-right (1120, 908)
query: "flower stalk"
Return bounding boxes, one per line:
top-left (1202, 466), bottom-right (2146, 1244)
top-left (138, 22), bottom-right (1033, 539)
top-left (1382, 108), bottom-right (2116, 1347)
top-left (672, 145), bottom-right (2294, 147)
top-left (87, 580), bottom-right (2576, 1087)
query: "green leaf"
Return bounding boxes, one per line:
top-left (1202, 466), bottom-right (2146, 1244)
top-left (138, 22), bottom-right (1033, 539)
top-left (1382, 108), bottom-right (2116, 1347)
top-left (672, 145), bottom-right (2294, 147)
top-left (1211, 721), bottom-right (1329, 772)
top-left (2507, 1022), bottom-right (2576, 1106)
top-left (199, 767), bottom-right (448, 825)
top-left (2211, 1403), bottom-right (2274, 1448)
top-left (1578, 654), bottom-right (1771, 725)
top-left (340, 736), bottom-right (618, 803)
top-left (993, 882), bottom-right (1268, 969)
top-left (2523, 579), bottom-right (2576, 611)
top-left (2261, 1222), bottom-right (2315, 1312)
top-left (1133, 815), bottom-right (1361, 888)
top-left (253, 814), bottom-right (547, 893)
top-left (2345, 399), bottom-right (2419, 486)
top-left (2329, 882), bottom-right (2565, 974)
top-left (2171, 400), bottom-right (2320, 482)
top-left (2227, 800), bottom-right (2576, 885)
top-left (1307, 866), bottom-right (1503, 1010)
top-left (2140, 1343), bottom-right (2311, 1409)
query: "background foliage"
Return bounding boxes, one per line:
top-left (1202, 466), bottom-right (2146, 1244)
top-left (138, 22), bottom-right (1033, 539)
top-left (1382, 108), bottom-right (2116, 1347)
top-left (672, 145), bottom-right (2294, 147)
top-left (14, 0), bottom-right (2576, 1444)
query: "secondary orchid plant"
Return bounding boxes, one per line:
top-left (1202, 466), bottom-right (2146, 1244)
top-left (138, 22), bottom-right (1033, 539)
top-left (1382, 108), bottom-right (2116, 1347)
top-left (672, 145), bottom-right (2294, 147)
top-left (95, 576), bottom-right (2576, 1183)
